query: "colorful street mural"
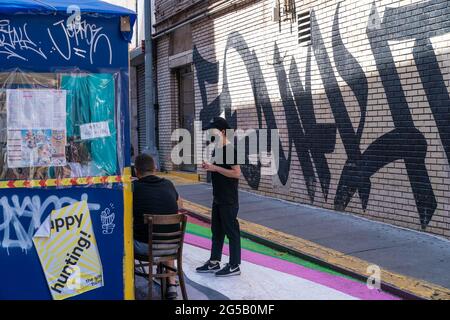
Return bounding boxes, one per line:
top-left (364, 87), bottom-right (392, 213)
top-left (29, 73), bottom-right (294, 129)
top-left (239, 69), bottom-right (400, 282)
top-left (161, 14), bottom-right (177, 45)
top-left (140, 215), bottom-right (399, 300)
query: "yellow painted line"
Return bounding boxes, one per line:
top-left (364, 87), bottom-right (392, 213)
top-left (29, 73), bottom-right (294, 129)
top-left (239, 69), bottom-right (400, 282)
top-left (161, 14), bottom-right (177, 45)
top-left (166, 171), bottom-right (200, 182)
top-left (122, 167), bottom-right (135, 300)
top-left (182, 200), bottom-right (450, 300)
top-left (158, 171), bottom-right (200, 185)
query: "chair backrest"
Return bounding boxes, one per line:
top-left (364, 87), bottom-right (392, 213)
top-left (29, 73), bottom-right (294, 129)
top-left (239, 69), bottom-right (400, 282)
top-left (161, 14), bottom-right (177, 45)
top-left (144, 213), bottom-right (187, 258)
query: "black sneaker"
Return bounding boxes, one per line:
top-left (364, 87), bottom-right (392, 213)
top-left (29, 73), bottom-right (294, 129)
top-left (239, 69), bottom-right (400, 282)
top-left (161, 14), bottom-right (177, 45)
top-left (215, 264), bottom-right (241, 277)
top-left (196, 260), bottom-right (221, 273)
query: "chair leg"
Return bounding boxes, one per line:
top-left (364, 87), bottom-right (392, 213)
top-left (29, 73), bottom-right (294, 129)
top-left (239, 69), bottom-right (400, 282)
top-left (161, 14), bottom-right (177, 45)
top-left (140, 261), bottom-right (147, 276)
top-left (177, 258), bottom-right (188, 300)
top-left (148, 263), bottom-right (153, 300)
top-left (158, 263), bottom-right (166, 300)
top-left (136, 260), bottom-right (147, 277)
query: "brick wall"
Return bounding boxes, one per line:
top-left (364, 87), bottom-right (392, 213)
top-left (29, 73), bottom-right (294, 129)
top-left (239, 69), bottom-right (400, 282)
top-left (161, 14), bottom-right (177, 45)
top-left (155, 0), bottom-right (203, 21)
top-left (155, 0), bottom-right (450, 238)
top-left (156, 35), bottom-right (176, 171)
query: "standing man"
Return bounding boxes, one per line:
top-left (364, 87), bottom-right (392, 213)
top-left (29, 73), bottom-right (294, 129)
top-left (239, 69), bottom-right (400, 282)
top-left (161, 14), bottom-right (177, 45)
top-left (196, 117), bottom-right (242, 277)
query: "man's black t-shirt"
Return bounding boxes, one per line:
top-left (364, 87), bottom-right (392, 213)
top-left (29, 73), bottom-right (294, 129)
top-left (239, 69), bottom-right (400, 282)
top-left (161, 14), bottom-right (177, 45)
top-left (211, 144), bottom-right (239, 205)
top-left (133, 175), bottom-right (179, 243)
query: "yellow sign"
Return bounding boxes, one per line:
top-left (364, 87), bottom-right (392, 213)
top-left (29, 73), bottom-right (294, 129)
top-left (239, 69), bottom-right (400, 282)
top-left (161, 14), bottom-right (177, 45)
top-left (33, 201), bottom-right (103, 300)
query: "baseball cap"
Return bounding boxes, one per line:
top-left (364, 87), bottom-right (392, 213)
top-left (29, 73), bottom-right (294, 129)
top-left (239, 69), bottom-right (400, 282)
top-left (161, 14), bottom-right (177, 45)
top-left (202, 117), bottom-right (231, 131)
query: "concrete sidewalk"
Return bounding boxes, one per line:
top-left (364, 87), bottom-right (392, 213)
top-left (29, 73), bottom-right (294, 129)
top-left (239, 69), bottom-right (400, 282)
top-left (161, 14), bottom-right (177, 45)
top-left (166, 176), bottom-right (450, 300)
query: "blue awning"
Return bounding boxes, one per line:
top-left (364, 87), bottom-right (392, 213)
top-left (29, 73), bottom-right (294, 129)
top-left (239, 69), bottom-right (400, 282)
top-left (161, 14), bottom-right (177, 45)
top-left (0, 0), bottom-right (136, 17)
top-left (0, 1), bottom-right (136, 43)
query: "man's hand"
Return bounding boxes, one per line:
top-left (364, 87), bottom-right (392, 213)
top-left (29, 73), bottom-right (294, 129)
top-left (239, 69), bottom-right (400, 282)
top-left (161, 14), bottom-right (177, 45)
top-left (203, 161), bottom-right (240, 179)
top-left (202, 161), bottom-right (218, 172)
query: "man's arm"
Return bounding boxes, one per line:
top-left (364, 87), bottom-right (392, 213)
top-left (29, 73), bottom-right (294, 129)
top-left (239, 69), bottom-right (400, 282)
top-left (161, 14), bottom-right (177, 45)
top-left (215, 164), bottom-right (241, 179)
top-left (203, 162), bottom-right (241, 179)
top-left (177, 197), bottom-right (184, 210)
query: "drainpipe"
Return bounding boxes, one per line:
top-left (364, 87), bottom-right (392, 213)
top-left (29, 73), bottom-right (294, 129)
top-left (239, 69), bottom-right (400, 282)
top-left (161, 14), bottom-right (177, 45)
top-left (144, 0), bottom-right (160, 168)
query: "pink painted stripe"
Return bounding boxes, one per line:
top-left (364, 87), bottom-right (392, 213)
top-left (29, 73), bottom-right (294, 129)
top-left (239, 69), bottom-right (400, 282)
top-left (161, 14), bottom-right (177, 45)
top-left (184, 233), bottom-right (399, 300)
top-left (187, 215), bottom-right (210, 228)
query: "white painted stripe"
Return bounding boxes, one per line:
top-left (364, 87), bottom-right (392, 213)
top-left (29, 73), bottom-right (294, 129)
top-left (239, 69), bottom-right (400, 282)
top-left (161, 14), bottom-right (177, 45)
top-left (183, 244), bottom-right (358, 300)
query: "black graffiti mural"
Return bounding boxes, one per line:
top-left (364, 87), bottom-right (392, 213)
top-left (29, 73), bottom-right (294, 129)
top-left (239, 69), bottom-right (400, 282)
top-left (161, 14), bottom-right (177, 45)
top-left (275, 45), bottom-right (337, 201)
top-left (193, 0), bottom-right (450, 229)
top-left (331, 2), bottom-right (437, 227)
top-left (194, 34), bottom-right (294, 190)
top-left (194, 35), bottom-right (337, 201)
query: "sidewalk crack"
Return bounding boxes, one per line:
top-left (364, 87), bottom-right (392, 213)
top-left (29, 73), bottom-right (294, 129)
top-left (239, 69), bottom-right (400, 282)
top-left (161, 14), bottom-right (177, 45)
top-left (341, 243), bottom-right (410, 256)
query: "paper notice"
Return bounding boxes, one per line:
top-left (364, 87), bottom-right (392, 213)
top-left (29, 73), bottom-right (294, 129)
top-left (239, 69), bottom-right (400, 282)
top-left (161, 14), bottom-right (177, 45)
top-left (6, 89), bottom-right (67, 168)
top-left (80, 121), bottom-right (111, 140)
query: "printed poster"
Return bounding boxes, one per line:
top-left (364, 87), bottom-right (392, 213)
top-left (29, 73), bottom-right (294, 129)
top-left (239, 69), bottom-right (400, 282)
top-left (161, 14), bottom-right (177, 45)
top-left (33, 201), bottom-right (104, 300)
top-left (6, 89), bottom-right (67, 168)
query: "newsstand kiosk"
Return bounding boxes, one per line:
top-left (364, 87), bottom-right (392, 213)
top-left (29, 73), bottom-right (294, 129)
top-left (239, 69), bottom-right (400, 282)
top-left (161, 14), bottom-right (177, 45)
top-left (0, 1), bottom-right (136, 300)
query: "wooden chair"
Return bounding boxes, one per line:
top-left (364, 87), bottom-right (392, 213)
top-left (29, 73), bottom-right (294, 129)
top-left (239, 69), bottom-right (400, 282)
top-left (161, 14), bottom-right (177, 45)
top-left (134, 214), bottom-right (188, 300)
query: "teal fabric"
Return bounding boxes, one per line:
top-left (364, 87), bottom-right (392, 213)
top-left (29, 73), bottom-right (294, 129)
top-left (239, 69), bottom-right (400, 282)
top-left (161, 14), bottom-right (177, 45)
top-left (61, 73), bottom-right (117, 175)
top-left (61, 75), bottom-right (91, 138)
top-left (88, 74), bottom-right (117, 175)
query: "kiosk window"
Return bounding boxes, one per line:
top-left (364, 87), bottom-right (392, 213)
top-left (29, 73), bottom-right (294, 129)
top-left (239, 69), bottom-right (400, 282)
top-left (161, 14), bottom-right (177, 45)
top-left (0, 71), bottom-right (120, 182)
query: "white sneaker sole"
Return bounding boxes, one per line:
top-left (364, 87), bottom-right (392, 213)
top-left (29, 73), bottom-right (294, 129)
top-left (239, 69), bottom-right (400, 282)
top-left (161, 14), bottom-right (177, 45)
top-left (215, 271), bottom-right (241, 277)
top-left (196, 268), bottom-right (220, 273)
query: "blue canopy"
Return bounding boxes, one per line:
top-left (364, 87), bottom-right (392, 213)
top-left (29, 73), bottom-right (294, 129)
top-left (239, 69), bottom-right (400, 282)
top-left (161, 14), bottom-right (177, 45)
top-left (0, 0), bottom-right (136, 17)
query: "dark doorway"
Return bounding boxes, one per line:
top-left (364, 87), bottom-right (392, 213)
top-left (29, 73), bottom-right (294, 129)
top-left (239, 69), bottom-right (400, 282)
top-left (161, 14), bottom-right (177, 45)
top-left (177, 65), bottom-right (196, 172)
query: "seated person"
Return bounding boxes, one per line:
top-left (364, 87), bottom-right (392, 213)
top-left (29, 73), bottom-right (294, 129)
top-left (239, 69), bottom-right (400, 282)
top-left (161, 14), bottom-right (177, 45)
top-left (133, 154), bottom-right (183, 300)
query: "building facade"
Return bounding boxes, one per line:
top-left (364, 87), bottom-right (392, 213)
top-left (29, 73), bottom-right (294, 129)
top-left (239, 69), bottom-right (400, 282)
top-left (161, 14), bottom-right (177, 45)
top-left (154, 0), bottom-right (450, 238)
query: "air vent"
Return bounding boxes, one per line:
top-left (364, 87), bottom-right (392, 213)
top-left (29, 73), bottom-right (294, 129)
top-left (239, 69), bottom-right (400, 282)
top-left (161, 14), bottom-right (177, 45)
top-left (298, 10), bottom-right (311, 46)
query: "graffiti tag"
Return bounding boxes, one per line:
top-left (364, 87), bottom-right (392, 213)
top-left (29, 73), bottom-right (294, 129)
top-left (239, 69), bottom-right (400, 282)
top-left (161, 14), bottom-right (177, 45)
top-left (0, 193), bottom-right (100, 254)
top-left (47, 19), bottom-right (112, 64)
top-left (0, 20), bottom-right (47, 61)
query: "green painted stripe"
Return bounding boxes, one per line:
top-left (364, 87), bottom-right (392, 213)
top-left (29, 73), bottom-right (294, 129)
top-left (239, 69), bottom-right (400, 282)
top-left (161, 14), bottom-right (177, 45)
top-left (186, 222), bottom-right (361, 282)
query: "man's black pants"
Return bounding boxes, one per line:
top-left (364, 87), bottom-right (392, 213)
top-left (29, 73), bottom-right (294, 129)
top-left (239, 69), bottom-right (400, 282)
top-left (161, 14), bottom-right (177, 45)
top-left (210, 203), bottom-right (241, 266)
